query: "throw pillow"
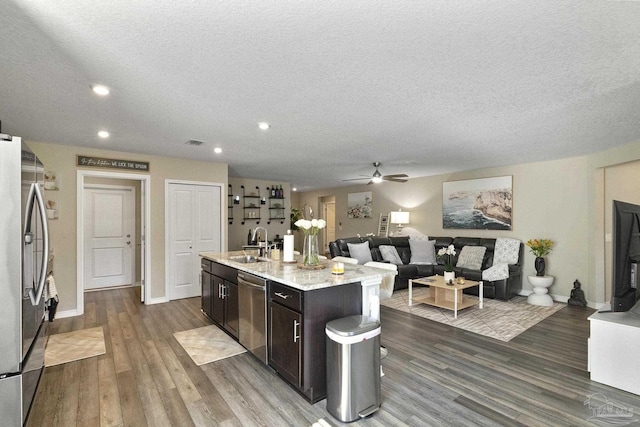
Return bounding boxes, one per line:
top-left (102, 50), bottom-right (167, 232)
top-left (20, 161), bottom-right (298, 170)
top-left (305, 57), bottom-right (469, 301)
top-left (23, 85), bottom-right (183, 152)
top-left (409, 239), bottom-right (436, 265)
top-left (456, 246), bottom-right (487, 270)
top-left (493, 237), bottom-right (520, 265)
top-left (347, 241), bottom-right (373, 264)
top-left (408, 234), bottom-right (430, 241)
top-left (379, 245), bottom-right (403, 265)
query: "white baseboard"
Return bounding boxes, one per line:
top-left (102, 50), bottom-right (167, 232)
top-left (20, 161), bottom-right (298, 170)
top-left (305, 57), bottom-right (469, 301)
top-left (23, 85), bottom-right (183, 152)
top-left (145, 296), bottom-right (169, 305)
top-left (53, 308), bottom-right (80, 319)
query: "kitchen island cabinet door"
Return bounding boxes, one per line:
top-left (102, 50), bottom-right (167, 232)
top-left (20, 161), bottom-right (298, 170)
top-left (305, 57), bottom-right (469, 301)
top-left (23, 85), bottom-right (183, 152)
top-left (269, 301), bottom-right (302, 388)
top-left (224, 281), bottom-right (239, 338)
top-left (201, 270), bottom-right (214, 319)
top-left (212, 275), bottom-right (225, 326)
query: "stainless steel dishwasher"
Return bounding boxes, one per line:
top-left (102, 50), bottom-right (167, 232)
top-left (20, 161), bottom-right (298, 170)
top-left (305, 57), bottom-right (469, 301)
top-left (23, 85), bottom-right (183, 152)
top-left (237, 271), bottom-right (268, 364)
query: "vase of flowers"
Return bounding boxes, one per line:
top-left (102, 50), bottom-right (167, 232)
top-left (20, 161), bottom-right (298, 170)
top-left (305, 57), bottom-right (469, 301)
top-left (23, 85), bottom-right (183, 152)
top-left (437, 244), bottom-right (457, 283)
top-left (294, 218), bottom-right (326, 267)
top-left (526, 238), bottom-right (554, 276)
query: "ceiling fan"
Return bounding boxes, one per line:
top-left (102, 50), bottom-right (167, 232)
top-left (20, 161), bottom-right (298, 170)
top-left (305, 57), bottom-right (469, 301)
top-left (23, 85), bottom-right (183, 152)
top-left (343, 162), bottom-right (409, 184)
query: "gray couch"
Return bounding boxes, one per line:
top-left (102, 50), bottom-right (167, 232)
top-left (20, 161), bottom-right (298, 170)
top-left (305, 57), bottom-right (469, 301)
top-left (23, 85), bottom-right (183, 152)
top-left (328, 236), bottom-right (523, 300)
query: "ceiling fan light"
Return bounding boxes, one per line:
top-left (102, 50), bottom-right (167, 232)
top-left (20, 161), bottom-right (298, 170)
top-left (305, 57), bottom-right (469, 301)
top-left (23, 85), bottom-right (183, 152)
top-left (372, 176), bottom-right (383, 183)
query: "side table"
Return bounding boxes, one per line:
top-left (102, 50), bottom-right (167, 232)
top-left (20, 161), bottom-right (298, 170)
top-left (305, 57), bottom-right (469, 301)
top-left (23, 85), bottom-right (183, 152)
top-left (527, 275), bottom-right (554, 306)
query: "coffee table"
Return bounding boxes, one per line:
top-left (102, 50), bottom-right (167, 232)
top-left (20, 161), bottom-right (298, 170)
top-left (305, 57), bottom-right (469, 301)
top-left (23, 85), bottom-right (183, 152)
top-left (409, 275), bottom-right (483, 319)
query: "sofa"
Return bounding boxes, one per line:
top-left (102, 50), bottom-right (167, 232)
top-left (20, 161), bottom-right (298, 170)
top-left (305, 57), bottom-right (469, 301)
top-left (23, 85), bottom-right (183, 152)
top-left (328, 236), bottom-right (523, 300)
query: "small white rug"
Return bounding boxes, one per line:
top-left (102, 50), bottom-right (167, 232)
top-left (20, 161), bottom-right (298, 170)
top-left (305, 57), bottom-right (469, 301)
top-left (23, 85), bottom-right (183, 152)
top-left (174, 325), bottom-right (246, 366)
top-left (381, 288), bottom-right (564, 342)
top-left (45, 326), bottom-right (106, 366)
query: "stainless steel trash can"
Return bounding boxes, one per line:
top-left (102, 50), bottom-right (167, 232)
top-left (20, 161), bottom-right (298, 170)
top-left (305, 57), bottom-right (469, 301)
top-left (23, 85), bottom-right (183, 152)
top-left (325, 315), bottom-right (381, 422)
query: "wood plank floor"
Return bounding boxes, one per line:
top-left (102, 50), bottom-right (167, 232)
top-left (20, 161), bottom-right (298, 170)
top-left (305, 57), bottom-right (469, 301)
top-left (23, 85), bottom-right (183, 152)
top-left (27, 287), bottom-right (640, 426)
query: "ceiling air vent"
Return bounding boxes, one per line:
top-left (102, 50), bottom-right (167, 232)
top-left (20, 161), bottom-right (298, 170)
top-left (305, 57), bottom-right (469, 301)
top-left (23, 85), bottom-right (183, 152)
top-left (186, 139), bottom-right (205, 146)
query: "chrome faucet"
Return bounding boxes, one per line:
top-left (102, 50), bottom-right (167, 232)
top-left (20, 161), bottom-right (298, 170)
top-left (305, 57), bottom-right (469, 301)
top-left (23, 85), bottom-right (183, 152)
top-left (251, 227), bottom-right (269, 257)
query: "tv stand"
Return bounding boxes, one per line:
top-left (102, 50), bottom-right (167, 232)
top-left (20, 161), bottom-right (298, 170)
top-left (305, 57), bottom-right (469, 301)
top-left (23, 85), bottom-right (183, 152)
top-left (588, 304), bottom-right (640, 395)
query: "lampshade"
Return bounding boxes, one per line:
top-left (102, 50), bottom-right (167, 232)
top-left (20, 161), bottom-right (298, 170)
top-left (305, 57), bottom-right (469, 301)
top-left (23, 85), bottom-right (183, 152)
top-left (390, 210), bottom-right (410, 225)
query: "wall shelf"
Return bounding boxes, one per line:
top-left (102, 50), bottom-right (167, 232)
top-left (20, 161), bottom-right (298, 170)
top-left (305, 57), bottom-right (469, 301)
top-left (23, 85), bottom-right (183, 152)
top-left (228, 184), bottom-right (234, 224)
top-left (241, 185), bottom-right (262, 224)
top-left (267, 186), bottom-right (286, 224)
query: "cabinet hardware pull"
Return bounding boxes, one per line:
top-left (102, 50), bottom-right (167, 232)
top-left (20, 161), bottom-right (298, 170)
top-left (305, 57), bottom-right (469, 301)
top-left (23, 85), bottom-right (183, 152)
top-left (275, 292), bottom-right (290, 300)
top-left (293, 320), bottom-right (300, 343)
top-left (221, 284), bottom-right (227, 299)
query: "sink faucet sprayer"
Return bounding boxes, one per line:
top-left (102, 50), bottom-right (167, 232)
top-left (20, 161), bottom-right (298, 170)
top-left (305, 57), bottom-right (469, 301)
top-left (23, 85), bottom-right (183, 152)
top-left (251, 227), bottom-right (269, 257)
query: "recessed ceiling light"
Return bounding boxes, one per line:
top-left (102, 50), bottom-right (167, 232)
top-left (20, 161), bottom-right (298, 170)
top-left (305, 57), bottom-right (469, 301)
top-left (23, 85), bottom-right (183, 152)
top-left (91, 84), bottom-right (110, 96)
top-left (292, 187), bottom-right (297, 192)
top-left (258, 122), bottom-right (270, 131)
top-left (214, 147), bottom-right (222, 154)
top-left (97, 130), bottom-right (110, 138)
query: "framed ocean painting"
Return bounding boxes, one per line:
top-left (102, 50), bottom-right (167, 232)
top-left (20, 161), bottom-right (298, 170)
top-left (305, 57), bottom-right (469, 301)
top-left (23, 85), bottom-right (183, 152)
top-left (442, 176), bottom-right (512, 230)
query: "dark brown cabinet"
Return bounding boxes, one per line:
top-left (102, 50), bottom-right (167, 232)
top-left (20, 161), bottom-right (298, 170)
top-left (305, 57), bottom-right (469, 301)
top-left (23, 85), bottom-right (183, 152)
top-left (201, 269), bottom-right (214, 319)
top-left (267, 280), bottom-right (362, 403)
top-left (201, 259), bottom-right (239, 339)
top-left (269, 301), bottom-right (302, 387)
top-left (222, 281), bottom-right (239, 337)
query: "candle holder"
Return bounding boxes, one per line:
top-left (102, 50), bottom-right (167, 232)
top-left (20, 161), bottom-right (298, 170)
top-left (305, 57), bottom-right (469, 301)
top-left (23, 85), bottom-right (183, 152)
top-left (331, 261), bottom-right (345, 275)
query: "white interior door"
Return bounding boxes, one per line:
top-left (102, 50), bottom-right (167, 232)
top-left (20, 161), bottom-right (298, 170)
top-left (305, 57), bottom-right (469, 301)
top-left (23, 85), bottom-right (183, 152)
top-left (83, 185), bottom-right (135, 290)
top-left (167, 182), bottom-right (221, 300)
top-left (322, 201), bottom-right (336, 253)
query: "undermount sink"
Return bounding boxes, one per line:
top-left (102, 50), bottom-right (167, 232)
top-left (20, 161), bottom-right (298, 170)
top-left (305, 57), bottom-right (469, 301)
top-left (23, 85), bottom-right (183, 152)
top-left (228, 255), bottom-right (270, 264)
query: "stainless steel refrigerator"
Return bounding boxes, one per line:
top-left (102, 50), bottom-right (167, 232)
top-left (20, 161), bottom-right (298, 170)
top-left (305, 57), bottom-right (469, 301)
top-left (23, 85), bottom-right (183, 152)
top-left (0, 134), bottom-right (49, 426)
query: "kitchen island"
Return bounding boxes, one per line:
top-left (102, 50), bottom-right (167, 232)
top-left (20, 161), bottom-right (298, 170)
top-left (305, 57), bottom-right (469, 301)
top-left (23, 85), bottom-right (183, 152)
top-left (199, 251), bottom-right (391, 403)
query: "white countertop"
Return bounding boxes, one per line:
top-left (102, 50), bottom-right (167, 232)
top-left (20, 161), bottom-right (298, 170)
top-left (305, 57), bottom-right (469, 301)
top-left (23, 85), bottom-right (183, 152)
top-left (200, 251), bottom-right (393, 291)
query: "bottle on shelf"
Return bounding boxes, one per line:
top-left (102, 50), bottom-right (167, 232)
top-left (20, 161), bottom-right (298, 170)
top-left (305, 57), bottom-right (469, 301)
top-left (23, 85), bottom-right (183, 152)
top-left (247, 229), bottom-right (252, 245)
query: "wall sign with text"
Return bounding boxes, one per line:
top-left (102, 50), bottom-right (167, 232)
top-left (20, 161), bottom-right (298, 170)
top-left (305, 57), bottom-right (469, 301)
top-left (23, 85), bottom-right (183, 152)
top-left (77, 155), bottom-right (150, 171)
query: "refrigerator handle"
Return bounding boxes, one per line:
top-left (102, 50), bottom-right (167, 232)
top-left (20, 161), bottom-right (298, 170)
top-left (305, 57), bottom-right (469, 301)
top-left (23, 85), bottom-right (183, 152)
top-left (25, 183), bottom-right (49, 306)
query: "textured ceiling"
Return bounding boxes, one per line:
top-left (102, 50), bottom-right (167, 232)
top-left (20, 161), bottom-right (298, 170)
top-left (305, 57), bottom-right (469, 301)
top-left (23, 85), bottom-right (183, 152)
top-left (2, 1), bottom-right (640, 190)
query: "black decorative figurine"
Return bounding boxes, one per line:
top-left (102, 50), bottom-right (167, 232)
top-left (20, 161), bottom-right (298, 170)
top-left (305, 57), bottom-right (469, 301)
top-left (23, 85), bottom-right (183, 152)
top-left (568, 279), bottom-right (587, 307)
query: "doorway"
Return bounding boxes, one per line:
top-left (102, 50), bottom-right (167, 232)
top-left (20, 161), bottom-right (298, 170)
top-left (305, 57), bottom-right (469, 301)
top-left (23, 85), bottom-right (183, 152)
top-left (321, 197), bottom-right (336, 255)
top-left (77, 171), bottom-right (151, 315)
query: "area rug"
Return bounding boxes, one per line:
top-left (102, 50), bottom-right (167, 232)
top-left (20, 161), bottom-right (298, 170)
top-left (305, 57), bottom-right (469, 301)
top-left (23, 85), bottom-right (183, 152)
top-left (45, 326), bottom-right (106, 366)
top-left (381, 287), bottom-right (564, 342)
top-left (174, 325), bottom-right (246, 366)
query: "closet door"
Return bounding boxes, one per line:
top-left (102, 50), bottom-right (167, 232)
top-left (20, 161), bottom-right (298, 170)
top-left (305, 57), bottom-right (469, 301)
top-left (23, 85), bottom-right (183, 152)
top-left (167, 183), bottom-right (221, 300)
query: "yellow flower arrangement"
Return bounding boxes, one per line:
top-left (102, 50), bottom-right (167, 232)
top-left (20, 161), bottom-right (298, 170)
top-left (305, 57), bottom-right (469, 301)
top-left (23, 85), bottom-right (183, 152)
top-left (526, 239), bottom-right (554, 257)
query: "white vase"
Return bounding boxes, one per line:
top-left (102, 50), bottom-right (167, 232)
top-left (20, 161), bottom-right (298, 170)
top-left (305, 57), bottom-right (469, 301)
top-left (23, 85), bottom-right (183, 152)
top-left (444, 271), bottom-right (455, 283)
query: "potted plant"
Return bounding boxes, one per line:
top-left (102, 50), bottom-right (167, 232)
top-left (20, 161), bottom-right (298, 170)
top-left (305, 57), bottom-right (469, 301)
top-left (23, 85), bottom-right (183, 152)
top-left (290, 207), bottom-right (302, 231)
top-left (437, 244), bottom-right (456, 283)
top-left (526, 239), bottom-right (554, 276)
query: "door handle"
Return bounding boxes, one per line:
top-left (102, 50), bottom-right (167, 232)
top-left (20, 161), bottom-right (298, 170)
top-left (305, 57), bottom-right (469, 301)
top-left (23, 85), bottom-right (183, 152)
top-left (293, 320), bottom-right (300, 343)
top-left (25, 183), bottom-right (49, 306)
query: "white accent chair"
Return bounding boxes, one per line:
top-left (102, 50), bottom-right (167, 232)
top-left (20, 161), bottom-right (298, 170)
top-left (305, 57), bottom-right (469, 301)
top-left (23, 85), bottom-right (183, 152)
top-left (364, 261), bottom-right (397, 363)
top-left (364, 261), bottom-right (397, 302)
top-left (331, 256), bottom-right (359, 265)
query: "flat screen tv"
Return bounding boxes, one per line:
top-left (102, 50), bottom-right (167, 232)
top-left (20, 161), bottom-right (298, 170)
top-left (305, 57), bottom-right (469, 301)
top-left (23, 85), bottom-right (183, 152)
top-left (611, 200), bottom-right (640, 312)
